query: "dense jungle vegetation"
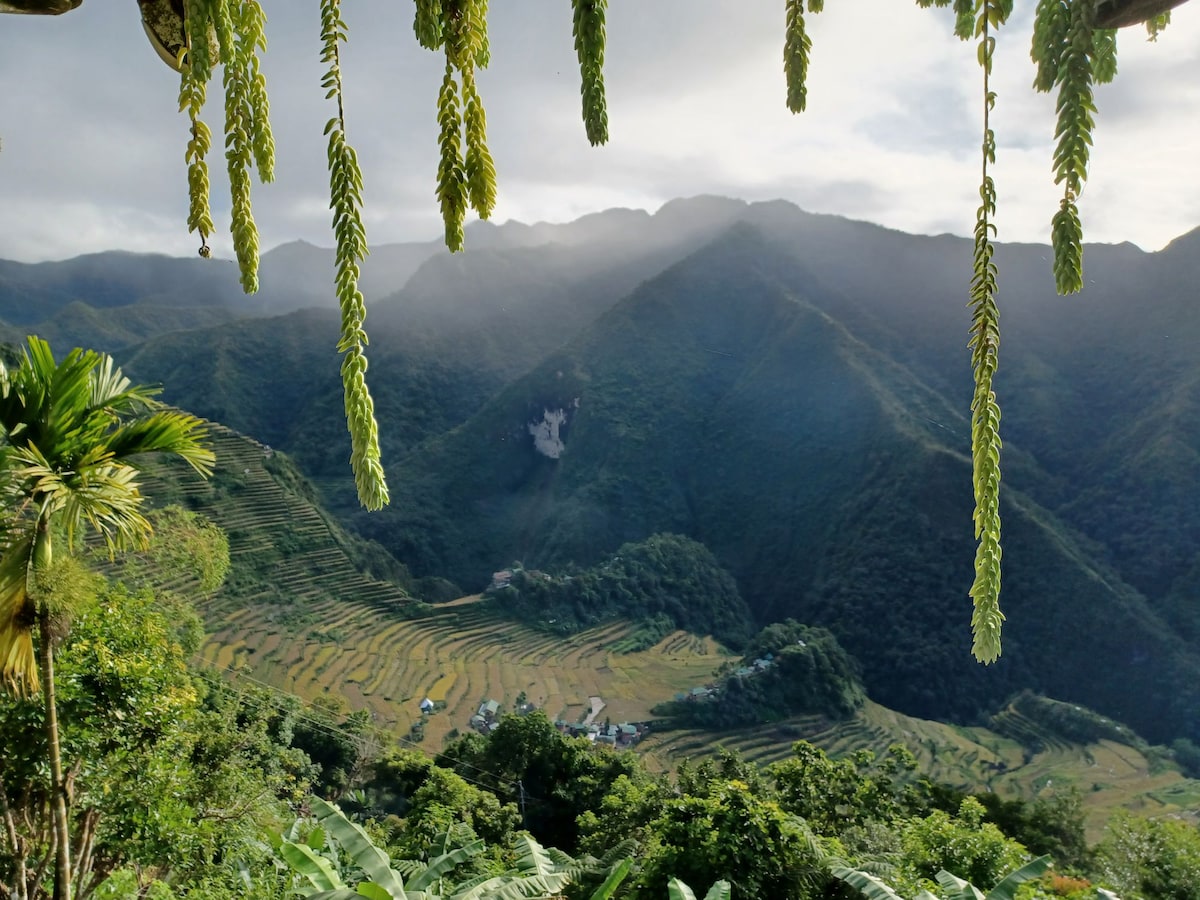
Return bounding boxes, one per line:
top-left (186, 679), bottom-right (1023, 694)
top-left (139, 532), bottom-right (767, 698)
top-left (2, 539), bottom-right (1199, 899)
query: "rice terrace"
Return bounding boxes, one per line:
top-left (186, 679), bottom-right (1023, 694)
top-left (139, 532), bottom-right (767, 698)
top-left (143, 423), bottom-right (1200, 840)
top-left (142, 424), bottom-right (727, 743)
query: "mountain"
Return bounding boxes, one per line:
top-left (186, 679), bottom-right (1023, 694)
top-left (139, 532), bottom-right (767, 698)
top-left (118, 198), bottom-right (754, 507)
top-left (4, 196), bottom-right (1199, 745)
top-left (0, 235), bottom-right (446, 350)
top-left (349, 223), bottom-right (1200, 742)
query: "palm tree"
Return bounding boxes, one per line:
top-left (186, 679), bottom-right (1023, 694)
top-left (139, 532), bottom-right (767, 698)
top-left (0, 336), bottom-right (214, 900)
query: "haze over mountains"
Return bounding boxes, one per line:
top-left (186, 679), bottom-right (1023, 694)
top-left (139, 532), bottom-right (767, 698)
top-left (4, 195), bottom-right (1199, 745)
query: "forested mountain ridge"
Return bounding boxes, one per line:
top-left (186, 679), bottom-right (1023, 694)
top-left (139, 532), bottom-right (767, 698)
top-left (3, 196), bottom-right (1199, 745)
top-left (350, 224), bottom-right (1200, 742)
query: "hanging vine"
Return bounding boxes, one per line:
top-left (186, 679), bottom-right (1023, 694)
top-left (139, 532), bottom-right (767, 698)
top-left (572, 0), bottom-right (609, 144)
top-left (320, 0), bottom-right (389, 511)
top-left (414, 0), bottom-right (499, 252)
top-left (966, 0), bottom-right (1009, 664)
top-left (784, 0), bottom-right (1171, 660)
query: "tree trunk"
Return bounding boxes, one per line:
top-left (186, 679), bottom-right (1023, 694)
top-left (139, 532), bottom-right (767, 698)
top-left (37, 611), bottom-right (70, 900)
top-left (0, 769), bottom-right (29, 900)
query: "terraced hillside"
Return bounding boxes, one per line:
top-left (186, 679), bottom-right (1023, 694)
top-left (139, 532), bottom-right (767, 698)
top-left (136, 424), bottom-right (732, 743)
top-left (140, 423), bottom-right (1200, 836)
top-left (201, 596), bottom-right (727, 747)
top-left (141, 423), bottom-right (420, 617)
top-left (638, 699), bottom-right (1200, 839)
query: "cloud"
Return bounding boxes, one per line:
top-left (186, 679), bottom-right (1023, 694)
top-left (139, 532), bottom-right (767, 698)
top-left (0, 1), bottom-right (1197, 261)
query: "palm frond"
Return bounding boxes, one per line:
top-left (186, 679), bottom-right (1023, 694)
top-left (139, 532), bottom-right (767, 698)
top-left (88, 351), bottom-right (161, 414)
top-left (101, 410), bottom-right (214, 476)
top-left (0, 532), bottom-right (36, 692)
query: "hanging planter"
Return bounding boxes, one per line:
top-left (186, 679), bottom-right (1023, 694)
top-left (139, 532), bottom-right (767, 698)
top-left (137, 0), bottom-right (187, 71)
top-left (0, 0), bottom-right (80, 12)
top-left (1095, 0), bottom-right (1189, 28)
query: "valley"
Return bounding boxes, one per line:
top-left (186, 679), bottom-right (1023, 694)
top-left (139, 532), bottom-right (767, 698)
top-left (7, 196), bottom-right (1200, 849)
top-left (135, 417), bottom-right (1200, 843)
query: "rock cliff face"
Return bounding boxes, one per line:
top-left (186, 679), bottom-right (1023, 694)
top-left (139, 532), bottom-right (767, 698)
top-left (529, 408), bottom-right (569, 459)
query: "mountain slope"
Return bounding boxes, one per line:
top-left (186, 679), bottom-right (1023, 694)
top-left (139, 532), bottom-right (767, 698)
top-left (9, 197), bottom-right (1200, 746)
top-left (354, 225), bottom-right (1200, 742)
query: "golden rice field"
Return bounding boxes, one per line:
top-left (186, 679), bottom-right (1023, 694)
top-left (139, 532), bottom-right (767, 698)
top-left (164, 423), bottom-right (1200, 836)
top-left (198, 596), bottom-right (728, 749)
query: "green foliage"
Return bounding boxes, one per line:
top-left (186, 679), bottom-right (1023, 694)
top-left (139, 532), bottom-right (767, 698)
top-left (178, 0), bottom-right (274, 270)
top-left (667, 878), bottom-right (731, 900)
top-left (277, 797), bottom-right (626, 900)
top-left (572, 0), bottom-right (609, 145)
top-left (1095, 813), bottom-right (1200, 900)
top-left (1047, 1), bottom-right (1101, 295)
top-left (783, 0), bottom-right (819, 114)
top-left (223, 0), bottom-right (273, 293)
top-left (900, 797), bottom-right (1031, 890)
top-left (832, 854), bottom-right (1050, 900)
top-left (0, 584), bottom-right (309, 899)
top-left (119, 505), bottom-right (231, 599)
top-left (1171, 738), bottom-right (1200, 779)
top-left (415, 0), bottom-right (498, 252)
top-left (979, 791), bottom-right (1087, 873)
top-left (289, 701), bottom-right (369, 798)
top-left (770, 741), bottom-right (918, 836)
top-left (436, 711), bottom-right (640, 854)
top-left (178, 0), bottom-right (215, 258)
top-left (633, 777), bottom-right (828, 900)
top-left (492, 534), bottom-right (753, 648)
top-left (320, 0), bottom-right (388, 512)
top-left (0, 335), bottom-right (213, 688)
top-left (965, 0), bottom-right (1008, 666)
top-left (655, 622), bottom-right (865, 728)
top-left (363, 748), bottom-right (520, 871)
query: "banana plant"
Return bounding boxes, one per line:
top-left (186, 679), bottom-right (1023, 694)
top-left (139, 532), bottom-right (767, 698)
top-left (831, 855), bottom-right (1052, 900)
top-left (279, 797), bottom-right (477, 899)
top-left (667, 878), bottom-right (731, 900)
top-left (278, 797), bottom-right (632, 900)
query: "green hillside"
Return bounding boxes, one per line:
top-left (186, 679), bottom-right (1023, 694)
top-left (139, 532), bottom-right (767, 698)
top-left (351, 226), bottom-right (1200, 743)
top-left (130, 422), bottom-right (1200, 841)
top-left (7, 197), bottom-right (1200, 749)
top-left (137, 422), bottom-right (423, 619)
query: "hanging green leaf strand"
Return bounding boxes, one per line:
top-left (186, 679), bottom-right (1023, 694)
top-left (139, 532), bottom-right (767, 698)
top-left (320, 0), bottom-right (389, 510)
top-left (223, 0), bottom-right (273, 293)
top-left (783, 0), bottom-right (813, 113)
top-left (463, 66), bottom-right (497, 218)
top-left (180, 0), bottom-right (216, 257)
top-left (437, 62), bottom-right (468, 252)
top-left (572, 0), bottom-right (609, 144)
top-left (966, 0), bottom-right (1009, 664)
top-left (413, 0), bottom-right (443, 49)
top-left (241, 2), bottom-right (275, 182)
top-left (914, 0), bottom-right (975, 41)
top-left (1041, 0), bottom-right (1118, 294)
top-left (178, 0), bottom-right (274, 278)
top-left (417, 0), bottom-right (498, 251)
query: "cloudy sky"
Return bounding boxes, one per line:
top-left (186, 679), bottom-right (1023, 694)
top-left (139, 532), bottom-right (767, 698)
top-left (1, 2), bottom-right (1197, 263)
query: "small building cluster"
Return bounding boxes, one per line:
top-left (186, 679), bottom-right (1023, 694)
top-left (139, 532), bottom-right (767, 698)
top-left (553, 719), bottom-right (649, 748)
top-left (675, 652), bottom-right (777, 702)
top-left (486, 564), bottom-right (557, 594)
top-left (469, 698), bottom-right (503, 733)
